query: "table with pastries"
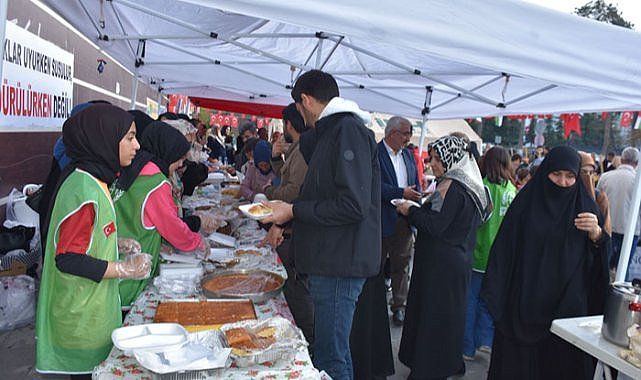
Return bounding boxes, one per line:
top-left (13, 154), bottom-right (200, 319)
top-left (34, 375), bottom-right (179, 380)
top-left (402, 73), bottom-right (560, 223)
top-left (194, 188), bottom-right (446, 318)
top-left (93, 185), bottom-right (322, 379)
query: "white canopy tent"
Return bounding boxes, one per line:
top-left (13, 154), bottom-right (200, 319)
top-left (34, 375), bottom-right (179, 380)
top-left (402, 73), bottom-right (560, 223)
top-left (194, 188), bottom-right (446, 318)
top-left (31, 0), bottom-right (641, 282)
top-left (38, 0), bottom-right (641, 120)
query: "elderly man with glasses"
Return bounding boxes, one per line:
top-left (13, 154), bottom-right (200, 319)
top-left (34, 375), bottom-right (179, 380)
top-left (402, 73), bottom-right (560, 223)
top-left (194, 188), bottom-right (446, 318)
top-left (379, 116), bottom-right (421, 326)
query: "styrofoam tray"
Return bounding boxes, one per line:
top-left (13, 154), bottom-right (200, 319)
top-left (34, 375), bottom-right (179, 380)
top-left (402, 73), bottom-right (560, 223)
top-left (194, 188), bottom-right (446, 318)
top-left (390, 198), bottom-right (421, 208)
top-left (160, 251), bottom-right (202, 265)
top-left (112, 323), bottom-right (188, 353)
top-left (238, 203), bottom-right (273, 220)
top-left (158, 263), bottom-right (204, 277)
top-left (207, 232), bottom-right (237, 247)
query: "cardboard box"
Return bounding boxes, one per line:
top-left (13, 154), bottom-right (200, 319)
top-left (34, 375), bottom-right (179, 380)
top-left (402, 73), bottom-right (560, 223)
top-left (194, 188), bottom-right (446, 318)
top-left (0, 261), bottom-right (27, 277)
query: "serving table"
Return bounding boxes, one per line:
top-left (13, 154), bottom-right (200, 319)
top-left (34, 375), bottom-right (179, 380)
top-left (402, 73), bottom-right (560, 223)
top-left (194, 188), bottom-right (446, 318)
top-left (93, 190), bottom-right (321, 379)
top-left (551, 315), bottom-right (641, 380)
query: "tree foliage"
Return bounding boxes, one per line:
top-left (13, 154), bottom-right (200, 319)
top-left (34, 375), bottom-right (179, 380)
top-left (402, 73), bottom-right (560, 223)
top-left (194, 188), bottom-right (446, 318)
top-left (575, 0), bottom-right (634, 28)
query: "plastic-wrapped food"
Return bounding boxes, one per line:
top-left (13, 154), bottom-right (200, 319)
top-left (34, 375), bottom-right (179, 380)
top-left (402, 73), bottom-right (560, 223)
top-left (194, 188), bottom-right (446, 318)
top-left (0, 275), bottom-right (36, 331)
top-left (153, 272), bottom-right (202, 298)
top-left (117, 237), bottom-right (142, 256)
top-left (220, 316), bottom-right (307, 367)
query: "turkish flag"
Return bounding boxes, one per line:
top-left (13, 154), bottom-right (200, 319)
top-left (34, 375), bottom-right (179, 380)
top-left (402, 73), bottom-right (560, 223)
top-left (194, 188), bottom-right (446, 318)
top-left (561, 113), bottom-right (581, 139)
top-left (257, 119), bottom-right (264, 128)
top-left (232, 117), bottom-right (238, 128)
top-left (103, 222), bottom-right (116, 238)
top-left (620, 111), bottom-right (633, 128)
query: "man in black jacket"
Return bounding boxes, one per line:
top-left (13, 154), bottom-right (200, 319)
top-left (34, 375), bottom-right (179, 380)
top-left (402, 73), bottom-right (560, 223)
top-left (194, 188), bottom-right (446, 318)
top-left (263, 70), bottom-right (381, 380)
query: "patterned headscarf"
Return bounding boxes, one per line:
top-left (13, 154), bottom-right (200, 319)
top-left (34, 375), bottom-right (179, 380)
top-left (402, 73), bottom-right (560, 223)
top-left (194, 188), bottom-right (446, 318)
top-left (428, 136), bottom-right (468, 173)
top-left (428, 135), bottom-right (491, 220)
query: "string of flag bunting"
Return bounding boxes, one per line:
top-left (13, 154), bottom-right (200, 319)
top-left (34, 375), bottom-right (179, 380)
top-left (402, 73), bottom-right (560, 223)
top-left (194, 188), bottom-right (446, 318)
top-left (467, 111), bottom-right (641, 140)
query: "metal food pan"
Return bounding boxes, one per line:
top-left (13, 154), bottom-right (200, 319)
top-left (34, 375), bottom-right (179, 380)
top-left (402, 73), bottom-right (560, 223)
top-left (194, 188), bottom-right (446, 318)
top-left (201, 269), bottom-right (284, 303)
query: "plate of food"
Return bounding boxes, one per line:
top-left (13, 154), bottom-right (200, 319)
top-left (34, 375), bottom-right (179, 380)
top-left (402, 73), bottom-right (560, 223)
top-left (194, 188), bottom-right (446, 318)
top-left (238, 203), bottom-right (273, 220)
top-left (390, 198), bottom-right (421, 208)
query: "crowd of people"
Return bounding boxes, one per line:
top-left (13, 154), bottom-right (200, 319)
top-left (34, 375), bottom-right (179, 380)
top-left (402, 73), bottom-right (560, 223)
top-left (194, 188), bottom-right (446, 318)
top-left (29, 68), bottom-right (641, 380)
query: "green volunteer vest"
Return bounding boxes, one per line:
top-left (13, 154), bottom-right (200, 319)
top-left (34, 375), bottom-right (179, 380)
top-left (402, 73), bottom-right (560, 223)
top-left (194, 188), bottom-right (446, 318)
top-left (113, 172), bottom-right (167, 306)
top-left (36, 169), bottom-right (121, 374)
top-left (472, 179), bottom-right (517, 272)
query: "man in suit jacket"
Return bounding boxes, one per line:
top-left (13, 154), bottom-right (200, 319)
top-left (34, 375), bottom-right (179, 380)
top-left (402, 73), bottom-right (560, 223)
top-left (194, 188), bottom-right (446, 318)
top-left (379, 116), bottom-right (421, 326)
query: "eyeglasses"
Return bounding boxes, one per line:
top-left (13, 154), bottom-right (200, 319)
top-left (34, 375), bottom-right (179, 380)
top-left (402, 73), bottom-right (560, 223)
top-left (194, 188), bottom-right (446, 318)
top-left (395, 129), bottom-right (412, 137)
top-left (580, 169), bottom-right (595, 176)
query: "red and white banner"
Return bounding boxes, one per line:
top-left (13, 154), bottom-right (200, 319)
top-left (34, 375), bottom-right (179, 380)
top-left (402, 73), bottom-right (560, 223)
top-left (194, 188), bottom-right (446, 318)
top-left (1, 22), bottom-right (74, 130)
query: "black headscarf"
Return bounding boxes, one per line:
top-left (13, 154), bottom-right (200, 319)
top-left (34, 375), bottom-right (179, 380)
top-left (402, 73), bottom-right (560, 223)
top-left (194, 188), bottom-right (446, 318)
top-left (116, 121), bottom-right (190, 191)
top-left (43, 105), bottom-right (134, 245)
top-left (481, 146), bottom-right (607, 344)
top-left (128, 110), bottom-right (154, 138)
top-left (63, 104), bottom-right (134, 184)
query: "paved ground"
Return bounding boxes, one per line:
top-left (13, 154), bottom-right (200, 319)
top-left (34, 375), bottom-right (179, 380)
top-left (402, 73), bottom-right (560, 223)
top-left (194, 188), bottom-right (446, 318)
top-left (387, 313), bottom-right (490, 380)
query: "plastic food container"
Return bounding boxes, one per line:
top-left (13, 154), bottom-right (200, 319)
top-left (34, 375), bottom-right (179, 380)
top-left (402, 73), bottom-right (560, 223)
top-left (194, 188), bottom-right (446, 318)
top-left (111, 323), bottom-right (188, 353)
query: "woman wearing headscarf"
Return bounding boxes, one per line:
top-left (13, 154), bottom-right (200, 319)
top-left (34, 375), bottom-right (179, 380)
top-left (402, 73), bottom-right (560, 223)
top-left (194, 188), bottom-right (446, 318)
top-left (463, 146), bottom-right (516, 360)
top-left (36, 104), bottom-right (152, 376)
top-left (481, 146), bottom-right (610, 379)
top-left (240, 139), bottom-right (276, 201)
top-left (112, 121), bottom-right (208, 307)
top-left (164, 119), bottom-right (209, 197)
top-left (579, 151), bottom-right (612, 237)
top-left (396, 135), bottom-right (491, 380)
top-left (127, 109), bottom-right (154, 138)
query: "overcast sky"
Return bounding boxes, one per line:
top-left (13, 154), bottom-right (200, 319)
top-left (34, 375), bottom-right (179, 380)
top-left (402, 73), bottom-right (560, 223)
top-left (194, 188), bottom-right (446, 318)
top-left (522, 0), bottom-right (640, 30)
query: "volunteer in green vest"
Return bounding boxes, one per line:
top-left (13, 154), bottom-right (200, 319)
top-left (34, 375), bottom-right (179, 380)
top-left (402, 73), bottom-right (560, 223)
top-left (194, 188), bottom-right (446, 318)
top-left (112, 121), bottom-right (207, 307)
top-left (463, 146), bottom-right (516, 360)
top-left (36, 104), bottom-right (153, 376)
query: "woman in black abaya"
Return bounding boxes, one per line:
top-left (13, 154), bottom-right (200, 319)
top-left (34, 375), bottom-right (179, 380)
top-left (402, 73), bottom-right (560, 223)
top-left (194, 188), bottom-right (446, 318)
top-left (396, 136), bottom-right (491, 380)
top-left (481, 146), bottom-right (610, 380)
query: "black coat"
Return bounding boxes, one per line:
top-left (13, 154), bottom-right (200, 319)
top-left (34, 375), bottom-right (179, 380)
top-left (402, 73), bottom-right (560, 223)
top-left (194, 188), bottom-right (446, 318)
top-left (399, 179), bottom-right (481, 378)
top-left (292, 112), bottom-right (381, 278)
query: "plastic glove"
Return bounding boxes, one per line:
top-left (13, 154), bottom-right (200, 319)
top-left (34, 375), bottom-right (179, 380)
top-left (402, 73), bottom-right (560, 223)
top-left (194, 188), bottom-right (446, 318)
top-left (118, 238), bottom-right (142, 256)
top-left (192, 211), bottom-right (222, 234)
top-left (194, 234), bottom-right (211, 260)
top-left (114, 253), bottom-right (153, 280)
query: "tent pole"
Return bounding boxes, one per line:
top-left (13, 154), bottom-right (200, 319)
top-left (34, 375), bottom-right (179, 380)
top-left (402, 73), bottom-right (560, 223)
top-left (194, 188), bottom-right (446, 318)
top-left (418, 117), bottom-right (428, 155)
top-left (614, 165), bottom-right (641, 282)
top-left (315, 38), bottom-right (323, 69)
top-left (130, 68), bottom-right (139, 110)
top-left (157, 88), bottom-right (163, 115)
top-left (418, 87), bottom-right (433, 155)
top-left (0, 0), bottom-right (8, 85)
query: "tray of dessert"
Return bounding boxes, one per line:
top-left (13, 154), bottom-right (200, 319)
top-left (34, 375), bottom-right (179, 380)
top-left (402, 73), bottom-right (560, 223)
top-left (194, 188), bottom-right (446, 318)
top-left (201, 269), bottom-right (284, 303)
top-left (154, 299), bottom-right (256, 330)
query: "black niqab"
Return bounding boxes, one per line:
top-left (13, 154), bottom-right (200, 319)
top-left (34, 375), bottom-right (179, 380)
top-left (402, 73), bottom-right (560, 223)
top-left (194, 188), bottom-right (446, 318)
top-left (481, 146), bottom-right (605, 343)
top-left (116, 121), bottom-right (190, 191)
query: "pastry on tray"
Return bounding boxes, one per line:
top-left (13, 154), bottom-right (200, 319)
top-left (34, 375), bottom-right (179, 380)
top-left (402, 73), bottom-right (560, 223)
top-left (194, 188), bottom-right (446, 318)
top-left (154, 300), bottom-right (256, 326)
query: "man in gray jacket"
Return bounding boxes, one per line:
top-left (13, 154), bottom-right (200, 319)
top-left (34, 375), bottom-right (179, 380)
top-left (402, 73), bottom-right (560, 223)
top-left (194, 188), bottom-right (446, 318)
top-left (264, 70), bottom-right (381, 380)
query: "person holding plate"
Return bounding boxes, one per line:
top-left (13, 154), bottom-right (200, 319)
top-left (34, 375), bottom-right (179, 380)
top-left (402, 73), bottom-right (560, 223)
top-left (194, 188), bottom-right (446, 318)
top-left (396, 135), bottom-right (491, 380)
top-left (379, 115), bottom-right (421, 327)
